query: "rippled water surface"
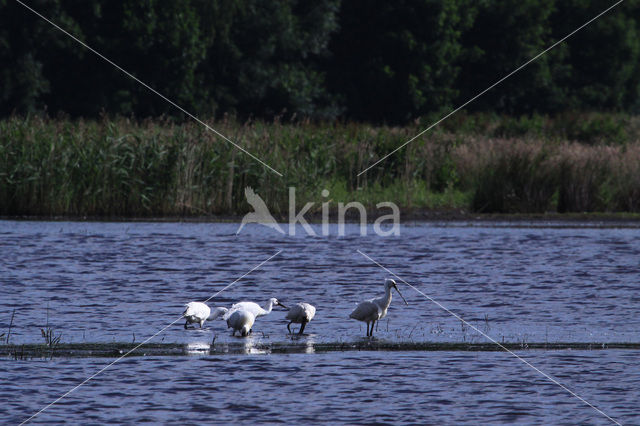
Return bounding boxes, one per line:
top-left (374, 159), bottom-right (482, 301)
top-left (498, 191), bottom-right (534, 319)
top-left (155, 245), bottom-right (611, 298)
top-left (3, 350), bottom-right (640, 424)
top-left (1, 220), bottom-right (640, 424)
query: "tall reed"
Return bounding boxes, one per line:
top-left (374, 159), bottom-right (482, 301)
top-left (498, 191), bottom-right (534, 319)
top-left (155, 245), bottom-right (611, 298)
top-left (1, 114), bottom-right (639, 216)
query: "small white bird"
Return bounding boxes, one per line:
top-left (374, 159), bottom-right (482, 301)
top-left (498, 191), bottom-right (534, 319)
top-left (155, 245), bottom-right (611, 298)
top-left (285, 303), bottom-right (316, 335)
top-left (226, 309), bottom-right (256, 337)
top-left (349, 278), bottom-right (408, 337)
top-left (224, 298), bottom-right (287, 320)
top-left (182, 302), bottom-right (227, 329)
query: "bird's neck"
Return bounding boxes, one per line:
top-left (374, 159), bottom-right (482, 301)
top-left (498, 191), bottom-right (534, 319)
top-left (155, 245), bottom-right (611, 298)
top-left (209, 307), bottom-right (228, 320)
top-left (382, 287), bottom-right (393, 309)
top-left (263, 300), bottom-right (274, 314)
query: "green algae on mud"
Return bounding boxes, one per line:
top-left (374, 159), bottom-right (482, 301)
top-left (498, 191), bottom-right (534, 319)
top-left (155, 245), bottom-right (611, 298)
top-left (3, 341), bottom-right (640, 359)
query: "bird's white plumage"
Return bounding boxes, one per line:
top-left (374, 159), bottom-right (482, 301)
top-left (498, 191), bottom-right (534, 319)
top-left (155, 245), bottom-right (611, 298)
top-left (285, 303), bottom-right (316, 323)
top-left (224, 298), bottom-right (284, 320)
top-left (349, 300), bottom-right (381, 323)
top-left (349, 279), bottom-right (408, 337)
top-left (285, 302), bottom-right (316, 334)
top-left (183, 301), bottom-right (210, 319)
top-left (182, 302), bottom-right (227, 329)
top-left (226, 309), bottom-right (255, 337)
top-left (182, 302), bottom-right (211, 328)
top-left (210, 307), bottom-right (228, 320)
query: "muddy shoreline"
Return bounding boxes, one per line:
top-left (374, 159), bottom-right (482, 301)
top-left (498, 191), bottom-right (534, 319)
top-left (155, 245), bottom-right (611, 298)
top-left (3, 341), bottom-right (640, 359)
top-left (3, 209), bottom-right (640, 226)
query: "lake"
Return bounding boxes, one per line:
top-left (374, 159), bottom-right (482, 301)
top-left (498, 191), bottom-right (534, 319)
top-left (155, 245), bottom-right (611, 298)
top-left (1, 220), bottom-right (639, 424)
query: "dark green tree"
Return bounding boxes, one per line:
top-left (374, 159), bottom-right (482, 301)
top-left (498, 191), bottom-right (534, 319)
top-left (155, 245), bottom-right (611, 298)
top-left (325, 0), bottom-right (474, 123)
top-left (0, 0), bottom-right (82, 115)
top-left (198, 0), bottom-right (341, 119)
top-left (2, 0), bottom-right (640, 120)
top-left (456, 0), bottom-right (569, 114)
top-left (552, 0), bottom-right (640, 110)
top-left (41, 0), bottom-right (208, 117)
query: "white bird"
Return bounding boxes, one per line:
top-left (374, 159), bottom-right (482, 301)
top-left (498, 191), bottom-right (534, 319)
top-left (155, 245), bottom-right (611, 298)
top-left (224, 298), bottom-right (287, 320)
top-left (182, 302), bottom-right (227, 329)
top-left (349, 278), bottom-right (408, 337)
top-left (285, 303), bottom-right (316, 335)
top-left (226, 309), bottom-right (256, 337)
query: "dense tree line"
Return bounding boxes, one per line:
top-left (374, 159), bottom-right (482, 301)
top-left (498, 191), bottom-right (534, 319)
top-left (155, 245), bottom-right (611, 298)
top-left (1, 0), bottom-right (639, 123)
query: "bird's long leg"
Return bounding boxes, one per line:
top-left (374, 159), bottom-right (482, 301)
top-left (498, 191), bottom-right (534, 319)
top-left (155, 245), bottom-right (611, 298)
top-left (370, 320), bottom-right (376, 337)
top-left (299, 321), bottom-right (307, 335)
top-left (184, 321), bottom-right (189, 330)
top-left (287, 322), bottom-right (293, 334)
top-left (366, 322), bottom-right (371, 337)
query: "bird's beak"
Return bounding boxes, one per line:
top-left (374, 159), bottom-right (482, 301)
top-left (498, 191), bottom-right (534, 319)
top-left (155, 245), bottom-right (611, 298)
top-left (278, 302), bottom-right (288, 310)
top-left (395, 285), bottom-right (408, 305)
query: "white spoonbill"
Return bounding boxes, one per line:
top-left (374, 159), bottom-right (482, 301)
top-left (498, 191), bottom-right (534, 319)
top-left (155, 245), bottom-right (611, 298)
top-left (225, 298), bottom-right (287, 319)
top-left (285, 303), bottom-right (316, 334)
top-left (182, 302), bottom-right (227, 329)
top-left (226, 309), bottom-right (255, 337)
top-left (349, 278), bottom-right (408, 337)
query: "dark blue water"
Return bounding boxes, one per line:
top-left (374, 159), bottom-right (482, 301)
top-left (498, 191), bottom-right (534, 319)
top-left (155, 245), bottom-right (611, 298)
top-left (1, 220), bottom-right (639, 424)
top-left (2, 351), bottom-right (639, 424)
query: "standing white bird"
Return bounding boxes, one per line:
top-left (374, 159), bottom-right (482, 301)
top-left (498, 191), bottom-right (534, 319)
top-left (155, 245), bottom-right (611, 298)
top-left (226, 309), bottom-right (256, 337)
top-left (285, 303), bottom-right (316, 334)
top-left (349, 278), bottom-right (408, 337)
top-left (224, 298), bottom-right (287, 320)
top-left (182, 302), bottom-right (227, 329)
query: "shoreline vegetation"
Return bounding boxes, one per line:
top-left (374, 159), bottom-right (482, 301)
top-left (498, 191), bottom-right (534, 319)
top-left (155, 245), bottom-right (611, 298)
top-left (2, 113), bottom-right (640, 219)
top-left (3, 212), bottom-right (640, 225)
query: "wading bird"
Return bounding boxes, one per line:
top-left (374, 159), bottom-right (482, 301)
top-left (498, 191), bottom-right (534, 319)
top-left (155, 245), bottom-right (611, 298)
top-left (225, 298), bottom-right (287, 319)
top-left (226, 309), bottom-right (256, 337)
top-left (349, 278), bottom-right (408, 337)
top-left (182, 302), bottom-right (228, 329)
top-left (285, 303), bottom-right (316, 335)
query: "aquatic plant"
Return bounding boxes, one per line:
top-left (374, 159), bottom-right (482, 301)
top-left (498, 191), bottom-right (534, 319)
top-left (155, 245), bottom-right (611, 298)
top-left (5, 308), bottom-right (15, 344)
top-left (1, 113), bottom-right (640, 216)
top-left (41, 327), bottom-right (62, 348)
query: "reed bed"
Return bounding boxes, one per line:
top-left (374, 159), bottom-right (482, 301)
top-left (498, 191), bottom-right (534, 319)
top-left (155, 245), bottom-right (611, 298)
top-left (1, 114), bottom-right (639, 217)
